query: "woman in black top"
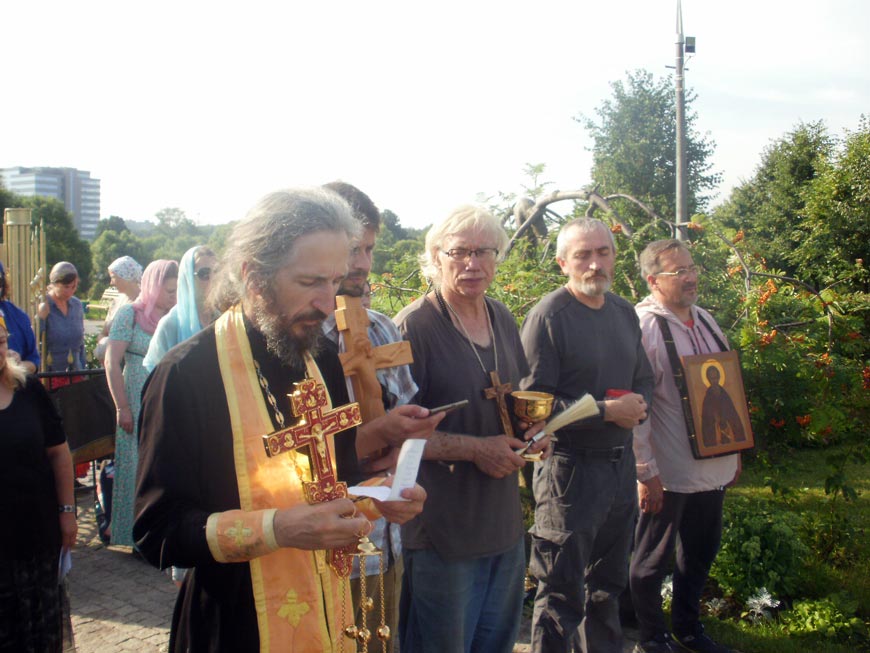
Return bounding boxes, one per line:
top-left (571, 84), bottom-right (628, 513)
top-left (0, 323), bottom-right (77, 652)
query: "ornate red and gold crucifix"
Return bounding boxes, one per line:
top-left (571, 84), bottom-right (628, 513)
top-left (335, 295), bottom-right (413, 423)
top-left (262, 377), bottom-right (362, 577)
top-left (484, 370), bottom-right (514, 438)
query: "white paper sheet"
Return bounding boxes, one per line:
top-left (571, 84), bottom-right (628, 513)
top-left (347, 485), bottom-right (391, 501)
top-left (348, 438), bottom-right (427, 503)
top-left (387, 438), bottom-right (426, 501)
top-left (58, 547), bottom-right (72, 582)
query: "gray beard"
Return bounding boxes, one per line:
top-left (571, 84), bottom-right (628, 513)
top-left (577, 276), bottom-right (612, 297)
top-left (251, 302), bottom-right (323, 368)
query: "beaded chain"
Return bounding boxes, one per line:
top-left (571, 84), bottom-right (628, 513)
top-left (253, 360), bottom-right (310, 483)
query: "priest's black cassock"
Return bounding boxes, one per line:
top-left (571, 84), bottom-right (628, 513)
top-left (133, 314), bottom-right (358, 652)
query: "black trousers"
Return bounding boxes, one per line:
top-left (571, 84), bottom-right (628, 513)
top-left (629, 488), bottom-right (725, 641)
top-left (529, 447), bottom-right (637, 653)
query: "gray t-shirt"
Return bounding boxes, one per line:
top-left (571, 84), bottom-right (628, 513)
top-left (520, 287), bottom-right (654, 448)
top-left (394, 295), bottom-right (528, 561)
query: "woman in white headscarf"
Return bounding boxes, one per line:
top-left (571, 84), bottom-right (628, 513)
top-left (95, 256), bottom-right (143, 363)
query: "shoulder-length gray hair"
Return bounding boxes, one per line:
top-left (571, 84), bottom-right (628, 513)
top-left (419, 204), bottom-right (509, 286)
top-left (210, 187), bottom-right (360, 311)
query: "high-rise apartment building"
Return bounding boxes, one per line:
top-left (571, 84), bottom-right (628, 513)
top-left (0, 166), bottom-right (101, 240)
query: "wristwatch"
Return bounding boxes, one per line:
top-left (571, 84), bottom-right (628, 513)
top-left (59, 504), bottom-right (75, 513)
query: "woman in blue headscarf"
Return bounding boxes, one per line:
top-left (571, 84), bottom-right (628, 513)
top-left (143, 246), bottom-right (218, 373)
top-left (0, 261), bottom-right (40, 373)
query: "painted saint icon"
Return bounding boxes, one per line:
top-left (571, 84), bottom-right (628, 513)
top-left (699, 359), bottom-right (746, 447)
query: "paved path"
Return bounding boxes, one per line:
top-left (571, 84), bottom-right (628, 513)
top-left (84, 318), bottom-right (103, 337)
top-left (67, 478), bottom-right (636, 653)
top-left (68, 481), bottom-right (174, 653)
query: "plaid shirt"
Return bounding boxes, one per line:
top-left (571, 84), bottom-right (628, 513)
top-left (322, 307), bottom-right (418, 575)
top-left (322, 308), bottom-right (418, 411)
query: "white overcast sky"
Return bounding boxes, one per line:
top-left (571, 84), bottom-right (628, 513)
top-left (3, 0), bottom-right (868, 229)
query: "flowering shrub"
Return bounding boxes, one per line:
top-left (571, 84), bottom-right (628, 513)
top-left (713, 247), bottom-right (870, 451)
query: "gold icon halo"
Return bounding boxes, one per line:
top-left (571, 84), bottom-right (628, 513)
top-left (700, 359), bottom-right (727, 387)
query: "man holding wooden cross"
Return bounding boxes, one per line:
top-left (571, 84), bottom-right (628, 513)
top-left (321, 181), bottom-right (444, 652)
top-left (134, 188), bottom-right (426, 653)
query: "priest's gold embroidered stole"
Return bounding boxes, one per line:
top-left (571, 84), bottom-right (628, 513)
top-left (262, 376), bottom-right (362, 577)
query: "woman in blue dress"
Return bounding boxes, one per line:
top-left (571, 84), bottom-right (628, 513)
top-left (37, 262), bottom-right (86, 372)
top-left (105, 259), bottom-right (178, 547)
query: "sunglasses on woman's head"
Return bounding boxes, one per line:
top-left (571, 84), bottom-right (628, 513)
top-left (195, 268), bottom-right (212, 281)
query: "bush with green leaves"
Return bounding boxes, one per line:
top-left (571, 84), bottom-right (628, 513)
top-left (780, 593), bottom-right (867, 643)
top-left (687, 224), bottom-right (870, 453)
top-left (711, 497), bottom-right (808, 602)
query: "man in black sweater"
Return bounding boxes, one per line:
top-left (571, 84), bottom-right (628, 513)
top-left (521, 218), bottom-right (654, 653)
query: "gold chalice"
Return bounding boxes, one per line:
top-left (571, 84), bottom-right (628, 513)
top-left (511, 391), bottom-right (554, 462)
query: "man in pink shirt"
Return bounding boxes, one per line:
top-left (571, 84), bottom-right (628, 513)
top-left (630, 239), bottom-right (741, 653)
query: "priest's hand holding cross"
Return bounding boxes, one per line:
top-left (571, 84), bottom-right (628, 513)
top-left (271, 479), bottom-right (427, 551)
top-left (273, 499), bottom-right (370, 550)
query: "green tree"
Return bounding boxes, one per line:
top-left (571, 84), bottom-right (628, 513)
top-left (713, 121), bottom-right (835, 280)
top-left (380, 209), bottom-right (407, 242)
top-left (205, 222), bottom-right (235, 255)
top-left (155, 207), bottom-right (197, 237)
top-left (20, 196), bottom-right (92, 293)
top-left (580, 69), bottom-right (721, 227)
top-left (146, 233), bottom-right (204, 263)
top-left (0, 184), bottom-right (17, 216)
top-left (89, 230), bottom-right (148, 298)
top-left (95, 215), bottom-right (130, 237)
top-left (797, 117), bottom-right (870, 287)
top-left (372, 210), bottom-right (429, 277)
top-left (519, 162), bottom-right (555, 201)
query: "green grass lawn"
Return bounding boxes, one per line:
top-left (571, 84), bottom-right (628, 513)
top-left (706, 445), bottom-right (870, 652)
top-left (84, 304), bottom-right (108, 321)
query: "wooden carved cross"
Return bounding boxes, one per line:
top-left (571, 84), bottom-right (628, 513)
top-left (484, 370), bottom-right (515, 438)
top-left (261, 376), bottom-right (362, 577)
top-left (335, 295), bottom-right (413, 422)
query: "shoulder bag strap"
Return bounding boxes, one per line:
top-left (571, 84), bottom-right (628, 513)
top-left (696, 312), bottom-right (729, 352)
top-left (655, 314), bottom-right (701, 455)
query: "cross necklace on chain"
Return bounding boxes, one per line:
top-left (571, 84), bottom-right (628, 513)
top-left (253, 360), bottom-right (311, 483)
top-left (434, 288), bottom-right (497, 377)
top-left (434, 289), bottom-right (516, 437)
